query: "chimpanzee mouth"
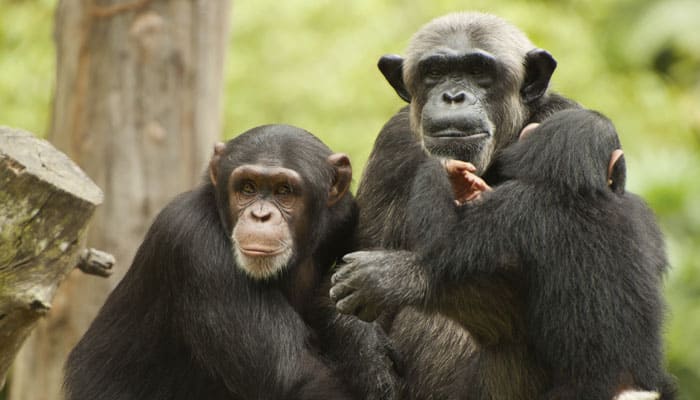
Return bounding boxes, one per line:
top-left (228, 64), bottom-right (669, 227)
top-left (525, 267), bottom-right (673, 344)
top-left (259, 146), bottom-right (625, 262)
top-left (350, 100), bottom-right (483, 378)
top-left (239, 246), bottom-right (285, 257)
top-left (428, 130), bottom-right (490, 139)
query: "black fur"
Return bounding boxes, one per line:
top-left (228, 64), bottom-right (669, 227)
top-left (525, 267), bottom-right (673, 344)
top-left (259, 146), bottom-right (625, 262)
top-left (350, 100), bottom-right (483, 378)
top-left (336, 110), bottom-right (677, 399)
top-left (64, 125), bottom-right (398, 400)
top-left (351, 12), bottom-right (581, 399)
top-left (411, 109), bottom-right (676, 399)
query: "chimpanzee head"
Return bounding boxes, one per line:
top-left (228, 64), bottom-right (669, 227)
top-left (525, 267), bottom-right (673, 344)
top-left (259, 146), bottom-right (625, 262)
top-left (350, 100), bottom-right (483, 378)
top-left (500, 109), bottom-right (626, 194)
top-left (378, 12), bottom-right (557, 172)
top-left (209, 125), bottom-right (353, 280)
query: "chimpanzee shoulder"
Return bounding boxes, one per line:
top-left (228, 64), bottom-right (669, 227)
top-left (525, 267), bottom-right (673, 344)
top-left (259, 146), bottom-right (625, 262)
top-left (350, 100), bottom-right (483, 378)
top-left (355, 107), bottom-right (429, 249)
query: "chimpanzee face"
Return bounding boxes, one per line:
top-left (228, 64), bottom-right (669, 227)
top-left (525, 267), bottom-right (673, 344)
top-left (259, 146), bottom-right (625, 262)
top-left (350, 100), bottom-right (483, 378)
top-left (208, 127), bottom-right (353, 281)
top-left (227, 164), bottom-right (307, 280)
top-left (378, 12), bottom-right (557, 172)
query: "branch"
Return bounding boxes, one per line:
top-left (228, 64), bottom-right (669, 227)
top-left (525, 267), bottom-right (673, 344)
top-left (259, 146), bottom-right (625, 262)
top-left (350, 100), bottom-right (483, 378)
top-left (76, 248), bottom-right (115, 278)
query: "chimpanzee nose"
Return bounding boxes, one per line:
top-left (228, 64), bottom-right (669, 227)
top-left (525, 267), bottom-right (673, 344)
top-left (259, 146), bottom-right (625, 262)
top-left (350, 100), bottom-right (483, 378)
top-left (442, 91), bottom-right (474, 105)
top-left (251, 204), bottom-right (272, 222)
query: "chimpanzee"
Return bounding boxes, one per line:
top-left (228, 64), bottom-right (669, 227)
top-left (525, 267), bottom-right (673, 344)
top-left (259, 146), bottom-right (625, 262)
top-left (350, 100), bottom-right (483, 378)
top-left (350, 12), bottom-right (581, 399)
top-left (357, 11), bottom-right (581, 248)
top-left (63, 125), bottom-right (399, 400)
top-left (333, 109), bottom-right (677, 400)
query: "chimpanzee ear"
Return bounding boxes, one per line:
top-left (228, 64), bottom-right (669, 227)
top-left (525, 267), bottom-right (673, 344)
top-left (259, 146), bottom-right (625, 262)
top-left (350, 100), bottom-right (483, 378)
top-left (521, 49), bottom-right (557, 104)
top-left (209, 142), bottom-right (226, 187)
top-left (327, 153), bottom-right (352, 206)
top-left (607, 149), bottom-right (626, 193)
top-left (519, 122), bottom-right (540, 140)
top-left (378, 54), bottom-right (411, 103)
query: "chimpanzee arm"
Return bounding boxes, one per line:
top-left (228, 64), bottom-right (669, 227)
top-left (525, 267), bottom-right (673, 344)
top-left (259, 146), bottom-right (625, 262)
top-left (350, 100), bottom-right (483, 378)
top-left (332, 158), bottom-right (522, 340)
top-left (407, 157), bottom-right (518, 277)
top-left (307, 283), bottom-right (402, 400)
top-left (176, 271), bottom-right (349, 399)
top-left (333, 156), bottom-right (463, 321)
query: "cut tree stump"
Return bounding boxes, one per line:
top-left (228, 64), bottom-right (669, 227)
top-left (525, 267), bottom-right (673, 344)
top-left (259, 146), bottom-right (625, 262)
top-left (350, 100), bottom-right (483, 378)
top-left (0, 127), bottom-right (111, 389)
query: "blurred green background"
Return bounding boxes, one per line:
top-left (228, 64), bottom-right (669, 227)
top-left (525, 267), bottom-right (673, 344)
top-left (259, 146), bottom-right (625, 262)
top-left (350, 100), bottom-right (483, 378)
top-left (1, 0), bottom-right (698, 397)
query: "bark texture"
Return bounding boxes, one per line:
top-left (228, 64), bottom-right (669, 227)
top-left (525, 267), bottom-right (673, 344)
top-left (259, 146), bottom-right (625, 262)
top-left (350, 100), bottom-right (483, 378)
top-left (8, 1), bottom-right (231, 399)
top-left (0, 128), bottom-right (103, 389)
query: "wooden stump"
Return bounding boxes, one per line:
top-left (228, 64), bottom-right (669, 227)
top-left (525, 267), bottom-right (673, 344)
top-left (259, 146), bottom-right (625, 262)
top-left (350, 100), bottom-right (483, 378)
top-left (0, 127), bottom-right (105, 388)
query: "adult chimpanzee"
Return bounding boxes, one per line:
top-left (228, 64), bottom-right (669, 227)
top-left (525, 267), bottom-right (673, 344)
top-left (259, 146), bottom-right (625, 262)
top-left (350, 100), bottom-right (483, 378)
top-left (334, 109), bottom-right (677, 400)
top-left (349, 12), bottom-right (581, 399)
top-left (357, 11), bottom-right (581, 248)
top-left (64, 125), bottom-right (399, 400)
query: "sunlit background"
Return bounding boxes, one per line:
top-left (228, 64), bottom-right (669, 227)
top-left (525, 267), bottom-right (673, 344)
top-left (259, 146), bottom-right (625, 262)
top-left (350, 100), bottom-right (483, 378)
top-left (2, 0), bottom-right (699, 398)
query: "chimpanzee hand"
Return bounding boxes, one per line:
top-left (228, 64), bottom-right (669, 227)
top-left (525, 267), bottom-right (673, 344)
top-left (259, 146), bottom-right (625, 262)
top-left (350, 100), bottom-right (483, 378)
top-left (330, 250), bottom-right (428, 322)
top-left (443, 159), bottom-right (492, 205)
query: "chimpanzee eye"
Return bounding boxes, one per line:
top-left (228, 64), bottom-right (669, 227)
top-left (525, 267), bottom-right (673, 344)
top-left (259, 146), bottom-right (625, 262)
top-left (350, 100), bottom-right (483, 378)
top-left (276, 184), bottom-right (293, 196)
top-left (427, 68), bottom-right (442, 79)
top-left (471, 64), bottom-right (485, 76)
top-left (240, 181), bottom-right (256, 195)
top-left (469, 59), bottom-right (495, 86)
top-left (420, 58), bottom-right (447, 83)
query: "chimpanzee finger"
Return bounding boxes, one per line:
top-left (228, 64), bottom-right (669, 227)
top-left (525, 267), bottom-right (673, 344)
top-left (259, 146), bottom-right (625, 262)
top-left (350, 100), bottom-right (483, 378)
top-left (342, 251), bottom-right (375, 263)
top-left (331, 262), bottom-right (357, 285)
top-left (445, 159), bottom-right (476, 173)
top-left (335, 293), bottom-right (364, 316)
top-left (329, 282), bottom-right (355, 303)
top-left (474, 177), bottom-right (492, 192)
top-left (331, 270), bottom-right (342, 286)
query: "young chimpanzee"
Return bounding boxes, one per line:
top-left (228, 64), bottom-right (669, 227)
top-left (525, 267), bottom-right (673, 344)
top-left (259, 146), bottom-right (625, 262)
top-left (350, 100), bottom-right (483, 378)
top-left (64, 125), bottom-right (398, 400)
top-left (332, 109), bottom-right (676, 400)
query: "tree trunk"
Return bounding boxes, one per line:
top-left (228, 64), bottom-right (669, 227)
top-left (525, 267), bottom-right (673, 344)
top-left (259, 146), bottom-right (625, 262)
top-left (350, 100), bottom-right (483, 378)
top-left (8, 1), bottom-right (231, 399)
top-left (0, 128), bottom-right (104, 389)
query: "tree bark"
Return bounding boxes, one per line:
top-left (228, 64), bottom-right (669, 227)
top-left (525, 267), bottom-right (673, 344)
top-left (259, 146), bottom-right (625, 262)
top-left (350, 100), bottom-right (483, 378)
top-left (8, 1), bottom-right (231, 399)
top-left (0, 128), bottom-right (104, 389)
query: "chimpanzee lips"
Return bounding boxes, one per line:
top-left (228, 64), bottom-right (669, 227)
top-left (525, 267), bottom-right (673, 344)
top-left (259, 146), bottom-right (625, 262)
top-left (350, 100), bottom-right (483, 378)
top-left (423, 131), bottom-right (492, 162)
top-left (429, 130), bottom-right (490, 139)
top-left (239, 246), bottom-right (285, 257)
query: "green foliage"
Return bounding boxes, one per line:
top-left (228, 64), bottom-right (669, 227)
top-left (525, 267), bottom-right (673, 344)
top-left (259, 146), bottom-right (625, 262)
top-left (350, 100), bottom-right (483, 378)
top-left (0, 0), bottom-right (54, 135)
top-left (1, 0), bottom-right (699, 398)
